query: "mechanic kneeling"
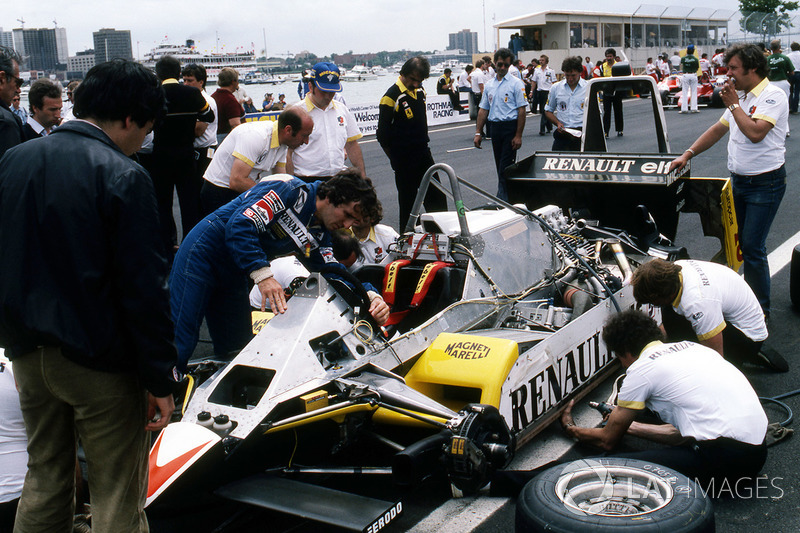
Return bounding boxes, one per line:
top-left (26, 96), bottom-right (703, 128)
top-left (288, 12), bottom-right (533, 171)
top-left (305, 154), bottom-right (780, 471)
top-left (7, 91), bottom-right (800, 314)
top-left (560, 309), bottom-right (768, 484)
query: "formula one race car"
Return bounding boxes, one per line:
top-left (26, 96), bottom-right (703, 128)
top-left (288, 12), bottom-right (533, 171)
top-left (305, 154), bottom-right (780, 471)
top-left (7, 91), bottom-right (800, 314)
top-left (659, 73), bottom-right (726, 109)
top-left (144, 164), bottom-right (678, 532)
top-left (145, 74), bottom-right (736, 533)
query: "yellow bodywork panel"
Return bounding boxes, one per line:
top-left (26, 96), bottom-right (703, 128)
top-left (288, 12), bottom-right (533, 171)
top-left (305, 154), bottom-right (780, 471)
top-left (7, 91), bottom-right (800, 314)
top-left (404, 332), bottom-right (519, 411)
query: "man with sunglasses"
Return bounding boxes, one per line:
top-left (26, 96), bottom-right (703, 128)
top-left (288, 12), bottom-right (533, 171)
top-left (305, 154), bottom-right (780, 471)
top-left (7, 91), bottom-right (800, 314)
top-left (0, 46), bottom-right (24, 158)
top-left (474, 48), bottom-right (527, 201)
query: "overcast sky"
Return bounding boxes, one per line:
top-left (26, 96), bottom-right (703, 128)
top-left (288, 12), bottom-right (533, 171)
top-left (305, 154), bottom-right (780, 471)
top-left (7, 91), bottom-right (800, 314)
top-left (2, 1), bottom-right (740, 59)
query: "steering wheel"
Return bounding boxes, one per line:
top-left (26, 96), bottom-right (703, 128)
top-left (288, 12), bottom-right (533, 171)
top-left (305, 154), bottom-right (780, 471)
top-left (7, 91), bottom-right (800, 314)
top-left (319, 264), bottom-right (373, 322)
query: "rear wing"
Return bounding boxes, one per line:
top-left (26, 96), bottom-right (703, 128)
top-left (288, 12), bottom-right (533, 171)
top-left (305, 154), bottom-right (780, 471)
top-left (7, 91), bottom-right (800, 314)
top-left (506, 75), bottom-right (741, 268)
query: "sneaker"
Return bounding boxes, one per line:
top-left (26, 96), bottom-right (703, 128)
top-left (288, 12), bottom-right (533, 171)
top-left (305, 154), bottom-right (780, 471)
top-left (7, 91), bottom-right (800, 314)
top-left (617, 131), bottom-right (623, 137)
top-left (679, 111), bottom-right (688, 114)
top-left (690, 110), bottom-right (699, 113)
top-left (756, 346), bottom-right (789, 373)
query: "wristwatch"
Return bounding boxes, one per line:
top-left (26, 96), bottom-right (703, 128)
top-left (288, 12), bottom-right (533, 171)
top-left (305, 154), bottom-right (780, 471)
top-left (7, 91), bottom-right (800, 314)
top-left (728, 103), bottom-right (740, 112)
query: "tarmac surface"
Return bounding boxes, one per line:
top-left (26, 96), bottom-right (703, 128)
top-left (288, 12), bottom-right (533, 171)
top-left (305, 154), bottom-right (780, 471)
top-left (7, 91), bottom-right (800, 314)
top-left (173, 98), bottom-right (800, 532)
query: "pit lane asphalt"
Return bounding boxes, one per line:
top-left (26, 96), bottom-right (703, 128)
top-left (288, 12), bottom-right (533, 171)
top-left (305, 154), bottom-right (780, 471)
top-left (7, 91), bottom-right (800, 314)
top-left (176, 99), bottom-right (800, 532)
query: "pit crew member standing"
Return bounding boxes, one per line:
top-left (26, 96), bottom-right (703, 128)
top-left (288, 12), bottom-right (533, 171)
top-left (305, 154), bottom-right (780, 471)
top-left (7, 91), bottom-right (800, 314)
top-left (786, 42), bottom-right (800, 114)
top-left (0, 59), bottom-right (177, 532)
top-left (201, 107), bottom-right (311, 215)
top-left (679, 44), bottom-right (700, 113)
top-left (601, 48), bottom-right (624, 137)
top-left (530, 54), bottom-right (555, 136)
top-left (670, 44), bottom-right (788, 318)
top-left (377, 56), bottom-right (447, 229)
top-left (561, 310), bottom-right (768, 484)
top-left (631, 258), bottom-right (786, 371)
top-left (475, 48), bottom-right (527, 201)
top-left (287, 62), bottom-right (365, 181)
top-left (768, 39), bottom-right (793, 135)
top-left (544, 56), bottom-right (586, 152)
top-left (170, 173), bottom-right (389, 371)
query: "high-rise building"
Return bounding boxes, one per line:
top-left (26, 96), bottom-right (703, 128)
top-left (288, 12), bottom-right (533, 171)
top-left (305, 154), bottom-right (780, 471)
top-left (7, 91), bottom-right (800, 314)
top-left (448, 29), bottom-right (478, 55)
top-left (68, 49), bottom-right (96, 78)
top-left (0, 28), bottom-right (13, 50)
top-left (12, 28), bottom-right (69, 72)
top-left (93, 28), bottom-right (133, 64)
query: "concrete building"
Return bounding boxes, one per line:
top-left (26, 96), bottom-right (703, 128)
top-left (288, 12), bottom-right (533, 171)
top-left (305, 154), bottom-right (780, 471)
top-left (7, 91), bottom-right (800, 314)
top-left (0, 28), bottom-right (13, 49)
top-left (68, 49), bottom-right (95, 78)
top-left (449, 29), bottom-right (479, 55)
top-left (493, 8), bottom-right (730, 71)
top-left (93, 28), bottom-right (133, 64)
top-left (12, 27), bottom-right (69, 72)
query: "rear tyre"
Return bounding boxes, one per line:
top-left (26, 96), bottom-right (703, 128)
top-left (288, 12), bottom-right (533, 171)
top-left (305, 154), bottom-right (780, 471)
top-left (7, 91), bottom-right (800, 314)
top-left (791, 243), bottom-right (800, 309)
top-left (711, 87), bottom-right (724, 108)
top-left (515, 457), bottom-right (714, 532)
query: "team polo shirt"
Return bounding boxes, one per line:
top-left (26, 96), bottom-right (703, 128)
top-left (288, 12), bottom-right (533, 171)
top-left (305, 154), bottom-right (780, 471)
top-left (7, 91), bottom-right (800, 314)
top-left (479, 74), bottom-right (527, 122)
top-left (544, 78), bottom-right (587, 128)
top-left (290, 96), bottom-right (362, 177)
top-left (768, 53), bottom-right (794, 82)
top-left (680, 54), bottom-right (699, 74)
top-left (376, 77), bottom-right (429, 152)
top-left (469, 69), bottom-right (485, 93)
top-left (532, 66), bottom-right (556, 91)
top-left (672, 260), bottom-right (768, 342)
top-left (617, 340), bottom-right (767, 445)
top-left (194, 90), bottom-right (218, 149)
top-left (203, 120), bottom-right (287, 188)
top-left (720, 77), bottom-right (788, 175)
top-left (351, 223), bottom-right (399, 269)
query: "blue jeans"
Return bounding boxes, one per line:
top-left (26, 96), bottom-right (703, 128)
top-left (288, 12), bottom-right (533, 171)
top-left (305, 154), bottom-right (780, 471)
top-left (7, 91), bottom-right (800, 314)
top-left (731, 165), bottom-right (786, 314)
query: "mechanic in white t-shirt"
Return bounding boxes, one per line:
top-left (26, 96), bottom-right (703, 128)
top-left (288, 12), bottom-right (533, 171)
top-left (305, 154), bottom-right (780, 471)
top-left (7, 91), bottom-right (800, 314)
top-left (631, 258), bottom-right (786, 371)
top-left (561, 310), bottom-right (768, 483)
top-left (0, 355), bottom-right (28, 530)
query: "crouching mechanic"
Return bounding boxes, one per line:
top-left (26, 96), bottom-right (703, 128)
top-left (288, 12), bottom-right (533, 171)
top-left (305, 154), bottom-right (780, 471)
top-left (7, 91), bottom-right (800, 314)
top-left (631, 258), bottom-right (786, 372)
top-left (561, 309), bottom-right (768, 484)
top-left (170, 172), bottom-right (390, 371)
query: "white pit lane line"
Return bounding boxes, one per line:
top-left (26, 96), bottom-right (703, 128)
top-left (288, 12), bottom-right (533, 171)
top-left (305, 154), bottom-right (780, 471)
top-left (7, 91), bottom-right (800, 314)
top-left (411, 231), bottom-right (800, 532)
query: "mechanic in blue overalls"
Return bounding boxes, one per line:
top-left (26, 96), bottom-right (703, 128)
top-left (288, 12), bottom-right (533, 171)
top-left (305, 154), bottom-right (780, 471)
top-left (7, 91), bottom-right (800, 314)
top-left (170, 173), bottom-right (390, 372)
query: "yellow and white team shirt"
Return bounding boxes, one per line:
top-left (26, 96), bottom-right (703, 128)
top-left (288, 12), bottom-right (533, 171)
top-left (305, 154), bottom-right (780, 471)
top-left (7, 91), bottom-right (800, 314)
top-left (203, 121), bottom-right (287, 188)
top-left (672, 260), bottom-right (767, 342)
top-left (720, 77), bottom-right (788, 175)
top-left (617, 340), bottom-right (767, 445)
top-left (290, 96), bottom-right (362, 177)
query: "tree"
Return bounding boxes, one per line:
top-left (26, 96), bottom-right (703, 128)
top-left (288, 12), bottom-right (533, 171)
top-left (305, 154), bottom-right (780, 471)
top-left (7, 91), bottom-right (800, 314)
top-left (739, 0), bottom-right (800, 40)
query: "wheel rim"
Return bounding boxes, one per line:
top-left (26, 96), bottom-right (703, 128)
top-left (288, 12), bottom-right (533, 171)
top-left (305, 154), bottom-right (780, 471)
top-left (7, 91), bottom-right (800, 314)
top-left (554, 463), bottom-right (675, 517)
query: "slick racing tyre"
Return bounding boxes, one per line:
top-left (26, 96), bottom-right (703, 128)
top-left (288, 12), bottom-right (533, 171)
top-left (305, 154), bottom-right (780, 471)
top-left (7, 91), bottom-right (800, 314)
top-left (515, 457), bottom-right (714, 533)
top-left (791, 243), bottom-right (800, 309)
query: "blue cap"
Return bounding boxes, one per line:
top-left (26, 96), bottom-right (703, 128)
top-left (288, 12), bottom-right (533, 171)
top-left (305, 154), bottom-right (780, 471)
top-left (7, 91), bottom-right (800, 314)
top-left (687, 44), bottom-right (695, 52)
top-left (311, 62), bottom-right (342, 92)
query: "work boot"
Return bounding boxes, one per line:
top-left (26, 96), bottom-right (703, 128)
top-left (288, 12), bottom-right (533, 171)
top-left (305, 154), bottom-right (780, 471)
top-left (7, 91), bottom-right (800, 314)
top-left (756, 346), bottom-right (789, 373)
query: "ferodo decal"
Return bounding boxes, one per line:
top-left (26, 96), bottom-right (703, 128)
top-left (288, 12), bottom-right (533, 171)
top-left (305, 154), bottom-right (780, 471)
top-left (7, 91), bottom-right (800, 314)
top-left (243, 190), bottom-right (285, 230)
top-left (365, 502), bottom-right (403, 533)
top-left (444, 340), bottom-right (491, 360)
top-left (508, 332), bottom-right (612, 432)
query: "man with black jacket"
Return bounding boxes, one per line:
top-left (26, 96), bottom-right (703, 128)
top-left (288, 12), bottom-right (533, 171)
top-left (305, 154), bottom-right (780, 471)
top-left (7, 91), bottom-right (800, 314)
top-left (151, 55), bottom-right (215, 255)
top-left (0, 60), bottom-right (179, 532)
top-left (0, 46), bottom-right (23, 158)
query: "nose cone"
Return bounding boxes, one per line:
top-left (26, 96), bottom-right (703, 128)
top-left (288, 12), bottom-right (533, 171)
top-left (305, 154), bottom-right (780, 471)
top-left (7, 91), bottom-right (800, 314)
top-left (146, 421), bottom-right (221, 507)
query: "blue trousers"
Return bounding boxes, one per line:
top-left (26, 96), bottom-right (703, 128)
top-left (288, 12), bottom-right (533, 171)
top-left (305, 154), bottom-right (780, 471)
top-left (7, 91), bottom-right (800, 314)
top-left (488, 120), bottom-right (519, 201)
top-left (170, 217), bottom-right (253, 371)
top-left (731, 165), bottom-right (786, 314)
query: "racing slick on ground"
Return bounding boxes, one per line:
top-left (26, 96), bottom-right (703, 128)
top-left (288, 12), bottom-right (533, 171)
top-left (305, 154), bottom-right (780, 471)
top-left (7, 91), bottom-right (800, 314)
top-left (170, 172), bottom-right (390, 371)
top-left (679, 44), bottom-right (700, 113)
top-left (670, 44), bottom-right (788, 319)
top-left (200, 107), bottom-right (310, 215)
top-left (631, 259), bottom-right (787, 372)
top-left (544, 56), bottom-right (587, 152)
top-left (560, 309), bottom-right (768, 484)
